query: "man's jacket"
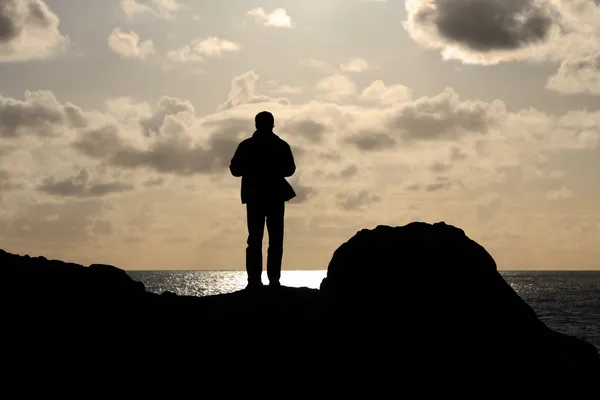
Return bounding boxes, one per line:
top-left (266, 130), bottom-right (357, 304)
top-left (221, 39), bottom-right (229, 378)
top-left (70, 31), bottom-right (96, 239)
top-left (230, 130), bottom-right (296, 204)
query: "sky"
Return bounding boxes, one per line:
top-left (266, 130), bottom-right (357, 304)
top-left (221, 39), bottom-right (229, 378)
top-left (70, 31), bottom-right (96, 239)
top-left (1, 0), bottom-right (600, 270)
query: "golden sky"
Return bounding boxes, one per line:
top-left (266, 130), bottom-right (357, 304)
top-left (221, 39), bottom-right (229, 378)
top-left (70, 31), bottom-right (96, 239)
top-left (1, 0), bottom-right (600, 270)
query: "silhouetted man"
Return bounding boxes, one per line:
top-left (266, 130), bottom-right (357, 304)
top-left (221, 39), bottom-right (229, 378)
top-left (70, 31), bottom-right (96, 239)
top-left (230, 111), bottom-right (296, 289)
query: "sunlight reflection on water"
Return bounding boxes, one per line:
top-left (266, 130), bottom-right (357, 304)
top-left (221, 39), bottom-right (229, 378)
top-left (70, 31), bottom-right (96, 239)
top-left (128, 270), bottom-right (327, 297)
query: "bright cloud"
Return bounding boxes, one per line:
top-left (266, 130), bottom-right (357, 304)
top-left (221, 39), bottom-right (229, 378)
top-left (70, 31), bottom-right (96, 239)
top-left (360, 80), bottom-right (412, 104)
top-left (315, 74), bottom-right (358, 102)
top-left (108, 29), bottom-right (155, 60)
top-left (120, 0), bottom-right (182, 20)
top-left (341, 58), bottom-right (370, 73)
top-left (247, 7), bottom-right (293, 28)
top-left (167, 37), bottom-right (240, 63)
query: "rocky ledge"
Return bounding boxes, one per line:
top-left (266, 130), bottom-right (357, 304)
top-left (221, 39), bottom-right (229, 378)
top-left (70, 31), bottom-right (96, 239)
top-left (2, 222), bottom-right (599, 398)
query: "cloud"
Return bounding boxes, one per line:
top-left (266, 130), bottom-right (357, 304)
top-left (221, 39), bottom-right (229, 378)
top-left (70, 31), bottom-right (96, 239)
top-left (139, 96), bottom-right (195, 135)
top-left (0, 169), bottom-right (22, 194)
top-left (300, 58), bottom-right (338, 74)
top-left (546, 186), bottom-right (574, 201)
top-left (450, 146), bottom-right (468, 161)
top-left (360, 80), bottom-right (412, 105)
top-left (266, 81), bottom-right (305, 95)
top-left (425, 176), bottom-right (454, 192)
top-left (403, 0), bottom-right (600, 94)
top-left (0, 90), bottom-right (84, 138)
top-left (1, 80), bottom-right (598, 213)
top-left (339, 165), bottom-right (358, 179)
top-left (282, 119), bottom-right (327, 143)
top-left (120, 0), bottom-right (182, 20)
top-left (403, 0), bottom-right (558, 65)
top-left (315, 74), bottom-right (357, 102)
top-left (340, 58), bottom-right (370, 73)
top-left (109, 140), bottom-right (224, 176)
top-left (345, 132), bottom-right (397, 151)
top-left (384, 87), bottom-right (503, 141)
top-left (336, 190), bottom-right (381, 211)
top-left (72, 125), bottom-right (124, 159)
top-left (218, 70), bottom-right (290, 112)
top-left (547, 52), bottom-right (600, 95)
top-left (143, 177), bottom-right (164, 188)
top-left (108, 28), bottom-right (154, 59)
top-left (166, 37), bottom-right (240, 63)
top-left (38, 168), bottom-right (133, 198)
top-left (2, 199), bottom-right (111, 246)
top-left (0, 0), bottom-right (68, 62)
top-left (429, 161), bottom-right (451, 173)
top-left (288, 177), bottom-right (317, 204)
top-left (247, 7), bottom-right (293, 28)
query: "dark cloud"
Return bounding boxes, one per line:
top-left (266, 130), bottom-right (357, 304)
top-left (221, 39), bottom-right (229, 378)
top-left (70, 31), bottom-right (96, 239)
top-left (345, 89), bottom-right (497, 151)
top-left (406, 183), bottom-right (421, 192)
top-left (319, 151), bottom-right (341, 161)
top-left (406, 0), bottom-right (556, 59)
top-left (425, 177), bottom-right (453, 192)
top-left (72, 109), bottom-right (273, 177)
top-left (450, 146), bottom-right (468, 161)
top-left (72, 125), bottom-right (123, 158)
top-left (430, 161), bottom-right (451, 173)
top-left (283, 119), bottom-right (327, 143)
top-left (345, 131), bottom-right (396, 151)
top-left (0, 0), bottom-right (19, 41)
top-left (0, 0), bottom-right (67, 62)
top-left (143, 178), bottom-right (165, 188)
top-left (64, 103), bottom-right (88, 128)
top-left (0, 145), bottom-right (14, 158)
top-left (386, 89), bottom-right (495, 141)
top-left (109, 140), bottom-right (217, 175)
top-left (288, 177), bottom-right (317, 204)
top-left (0, 92), bottom-right (65, 137)
top-left (123, 236), bottom-right (145, 244)
top-left (336, 190), bottom-right (381, 211)
top-left (207, 135), bottom-right (241, 170)
top-left (0, 169), bottom-right (23, 198)
top-left (38, 169), bottom-right (133, 198)
top-left (340, 165), bottom-right (358, 179)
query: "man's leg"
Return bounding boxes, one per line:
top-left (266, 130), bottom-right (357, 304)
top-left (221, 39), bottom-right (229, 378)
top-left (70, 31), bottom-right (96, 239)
top-left (246, 202), bottom-right (265, 286)
top-left (266, 201), bottom-right (285, 286)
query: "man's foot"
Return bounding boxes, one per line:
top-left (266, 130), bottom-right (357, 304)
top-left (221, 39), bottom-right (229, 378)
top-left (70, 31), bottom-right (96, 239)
top-left (245, 281), bottom-right (264, 290)
top-left (268, 281), bottom-right (281, 288)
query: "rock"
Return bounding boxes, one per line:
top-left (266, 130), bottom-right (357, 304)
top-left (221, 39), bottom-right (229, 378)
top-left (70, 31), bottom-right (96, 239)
top-left (320, 222), bottom-right (600, 394)
top-left (321, 222), bottom-right (537, 322)
top-left (1, 221), bottom-right (599, 398)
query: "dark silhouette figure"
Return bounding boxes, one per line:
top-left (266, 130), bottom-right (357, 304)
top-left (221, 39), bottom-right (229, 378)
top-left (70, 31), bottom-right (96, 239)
top-left (230, 111), bottom-right (296, 288)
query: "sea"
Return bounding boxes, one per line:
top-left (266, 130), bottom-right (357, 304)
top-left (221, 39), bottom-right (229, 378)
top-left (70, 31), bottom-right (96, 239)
top-left (127, 270), bottom-right (600, 351)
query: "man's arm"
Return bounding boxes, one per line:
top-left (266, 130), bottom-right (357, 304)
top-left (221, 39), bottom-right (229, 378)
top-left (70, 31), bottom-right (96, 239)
top-left (229, 142), bottom-right (246, 177)
top-left (281, 142), bottom-right (296, 178)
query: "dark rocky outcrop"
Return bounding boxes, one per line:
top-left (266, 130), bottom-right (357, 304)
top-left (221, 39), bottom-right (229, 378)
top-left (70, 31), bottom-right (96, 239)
top-left (2, 222), bottom-right (599, 399)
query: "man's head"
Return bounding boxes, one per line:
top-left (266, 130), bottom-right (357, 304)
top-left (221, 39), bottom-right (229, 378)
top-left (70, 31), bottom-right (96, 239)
top-left (255, 111), bottom-right (275, 131)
